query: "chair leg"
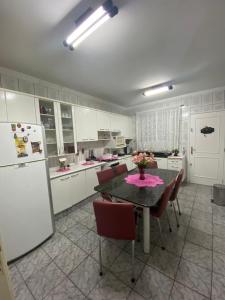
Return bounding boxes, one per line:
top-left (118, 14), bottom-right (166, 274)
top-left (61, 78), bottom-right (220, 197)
top-left (157, 218), bottom-right (165, 250)
top-left (172, 202), bottom-right (180, 228)
top-left (131, 240), bottom-right (135, 283)
top-left (176, 196), bottom-right (182, 215)
top-left (165, 209), bottom-right (172, 232)
top-left (99, 237), bottom-right (103, 276)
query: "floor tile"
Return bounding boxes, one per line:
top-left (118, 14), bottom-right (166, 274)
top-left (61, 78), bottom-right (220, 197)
top-left (126, 290), bottom-right (145, 300)
top-left (79, 214), bottom-right (96, 230)
top-left (155, 232), bottom-right (185, 256)
top-left (42, 232), bottom-right (72, 259)
top-left (16, 248), bottom-right (51, 280)
top-left (64, 223), bottom-right (89, 243)
top-left (54, 243), bottom-right (87, 275)
top-left (91, 239), bottom-right (122, 268)
top-left (213, 235), bottom-right (225, 255)
top-left (26, 262), bottom-right (66, 300)
top-left (44, 277), bottom-right (85, 300)
top-left (69, 256), bottom-right (102, 296)
top-left (193, 202), bottom-right (212, 214)
top-left (182, 242), bottom-right (212, 270)
top-left (176, 258), bottom-right (212, 297)
top-left (124, 240), bottom-right (154, 263)
top-left (147, 246), bottom-right (180, 278)
top-left (88, 272), bottom-right (131, 300)
top-left (213, 251), bottom-right (225, 277)
top-left (110, 251), bottom-right (145, 287)
top-left (76, 230), bottom-right (99, 254)
top-left (68, 208), bottom-right (90, 222)
top-left (13, 282), bottom-right (34, 300)
top-left (213, 215), bottom-right (225, 226)
top-left (191, 208), bottom-right (212, 222)
top-left (186, 227), bottom-right (212, 250)
top-left (212, 272), bottom-right (225, 300)
top-left (189, 218), bottom-right (212, 234)
top-left (170, 281), bottom-right (209, 300)
top-left (134, 265), bottom-right (173, 300)
top-left (55, 215), bottom-right (76, 233)
top-left (213, 223), bottom-right (225, 239)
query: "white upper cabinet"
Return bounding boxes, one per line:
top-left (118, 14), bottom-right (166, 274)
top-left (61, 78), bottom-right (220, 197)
top-left (0, 91), bottom-right (7, 121)
top-left (97, 110), bottom-right (110, 131)
top-left (5, 91), bottom-right (36, 123)
top-left (110, 113), bottom-right (123, 132)
top-left (74, 106), bottom-right (98, 142)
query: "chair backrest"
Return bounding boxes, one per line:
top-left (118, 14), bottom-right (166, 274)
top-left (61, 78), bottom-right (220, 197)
top-left (155, 180), bottom-right (176, 217)
top-left (170, 169), bottom-right (184, 201)
top-left (93, 200), bottom-right (136, 240)
top-left (97, 168), bottom-right (115, 185)
top-left (114, 164), bottom-right (128, 176)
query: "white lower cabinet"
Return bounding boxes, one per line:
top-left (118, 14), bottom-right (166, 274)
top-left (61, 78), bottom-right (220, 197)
top-left (155, 158), bottom-right (168, 169)
top-left (51, 176), bottom-right (72, 214)
top-left (85, 166), bottom-right (101, 197)
top-left (51, 170), bottom-right (86, 214)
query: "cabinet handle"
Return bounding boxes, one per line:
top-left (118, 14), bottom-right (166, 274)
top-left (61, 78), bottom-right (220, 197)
top-left (60, 177), bottom-right (70, 181)
top-left (71, 173), bottom-right (79, 178)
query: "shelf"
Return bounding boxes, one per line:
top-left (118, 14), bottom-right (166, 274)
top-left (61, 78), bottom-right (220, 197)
top-left (40, 113), bottom-right (54, 117)
top-left (63, 129), bottom-right (73, 131)
top-left (64, 142), bottom-right (74, 144)
top-left (62, 116), bottom-right (72, 119)
top-left (98, 139), bottom-right (111, 141)
top-left (46, 142), bottom-right (57, 145)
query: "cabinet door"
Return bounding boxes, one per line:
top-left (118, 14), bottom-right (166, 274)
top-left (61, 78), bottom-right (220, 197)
top-left (5, 91), bottom-right (36, 123)
top-left (155, 158), bottom-right (168, 169)
top-left (97, 111), bottom-right (110, 131)
top-left (75, 107), bottom-right (97, 141)
top-left (51, 176), bottom-right (72, 214)
top-left (39, 99), bottom-right (60, 157)
top-left (58, 103), bottom-right (76, 155)
top-left (0, 91), bottom-right (7, 121)
top-left (70, 171), bottom-right (86, 205)
top-left (110, 114), bottom-right (122, 132)
top-left (85, 166), bottom-right (101, 197)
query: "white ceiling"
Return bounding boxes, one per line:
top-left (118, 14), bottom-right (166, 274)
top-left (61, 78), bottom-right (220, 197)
top-left (1, 0), bottom-right (225, 109)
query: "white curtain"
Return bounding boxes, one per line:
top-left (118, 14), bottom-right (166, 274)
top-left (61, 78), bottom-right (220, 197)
top-left (136, 107), bottom-right (181, 151)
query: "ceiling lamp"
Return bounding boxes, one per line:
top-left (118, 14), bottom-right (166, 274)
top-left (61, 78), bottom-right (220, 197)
top-left (64, 0), bottom-right (118, 50)
top-left (143, 84), bottom-right (174, 97)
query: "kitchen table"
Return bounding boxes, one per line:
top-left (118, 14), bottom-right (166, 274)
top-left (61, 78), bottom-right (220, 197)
top-left (94, 168), bottom-right (178, 254)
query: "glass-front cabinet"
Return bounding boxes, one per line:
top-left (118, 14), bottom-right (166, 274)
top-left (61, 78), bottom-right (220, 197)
top-left (59, 103), bottom-right (76, 154)
top-left (38, 99), bottom-right (76, 157)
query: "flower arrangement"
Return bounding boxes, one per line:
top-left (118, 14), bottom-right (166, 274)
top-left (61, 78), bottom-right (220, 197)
top-left (132, 152), bottom-right (156, 180)
top-left (132, 152), bottom-right (155, 168)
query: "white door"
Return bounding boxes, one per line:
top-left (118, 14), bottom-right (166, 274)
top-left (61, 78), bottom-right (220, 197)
top-left (0, 237), bottom-right (15, 300)
top-left (190, 112), bottom-right (225, 185)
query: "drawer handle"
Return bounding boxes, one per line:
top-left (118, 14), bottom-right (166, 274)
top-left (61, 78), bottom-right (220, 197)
top-left (71, 173), bottom-right (79, 178)
top-left (60, 177), bottom-right (70, 181)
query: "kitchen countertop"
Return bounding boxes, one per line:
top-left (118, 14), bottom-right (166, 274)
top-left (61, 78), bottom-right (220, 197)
top-left (49, 155), bottom-right (133, 179)
top-left (49, 161), bottom-right (106, 179)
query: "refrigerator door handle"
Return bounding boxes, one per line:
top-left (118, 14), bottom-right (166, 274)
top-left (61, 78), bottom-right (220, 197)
top-left (16, 163), bottom-right (29, 168)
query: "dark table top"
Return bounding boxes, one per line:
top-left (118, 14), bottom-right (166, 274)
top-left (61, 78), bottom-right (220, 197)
top-left (94, 168), bottom-right (179, 208)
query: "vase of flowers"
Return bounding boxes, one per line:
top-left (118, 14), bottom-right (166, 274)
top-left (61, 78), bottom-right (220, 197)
top-left (132, 152), bottom-right (155, 180)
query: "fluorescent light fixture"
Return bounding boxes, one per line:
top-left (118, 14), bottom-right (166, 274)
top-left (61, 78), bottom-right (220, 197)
top-left (72, 14), bottom-right (110, 48)
top-left (143, 85), bottom-right (173, 97)
top-left (64, 0), bottom-right (118, 49)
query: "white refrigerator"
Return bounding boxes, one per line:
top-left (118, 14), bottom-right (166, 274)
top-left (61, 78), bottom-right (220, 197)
top-left (0, 122), bottom-right (54, 262)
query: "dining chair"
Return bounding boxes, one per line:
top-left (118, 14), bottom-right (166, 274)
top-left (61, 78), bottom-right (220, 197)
top-left (114, 163), bottom-right (128, 176)
top-left (93, 199), bottom-right (136, 282)
top-left (169, 169), bottom-right (184, 227)
top-left (96, 168), bottom-right (115, 201)
top-left (150, 180), bottom-right (175, 250)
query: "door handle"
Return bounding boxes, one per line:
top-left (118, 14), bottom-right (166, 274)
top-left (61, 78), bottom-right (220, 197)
top-left (71, 173), bottom-right (79, 178)
top-left (191, 146), bottom-right (193, 155)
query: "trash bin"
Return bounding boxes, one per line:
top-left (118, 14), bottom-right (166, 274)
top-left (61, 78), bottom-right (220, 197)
top-left (212, 184), bottom-right (225, 206)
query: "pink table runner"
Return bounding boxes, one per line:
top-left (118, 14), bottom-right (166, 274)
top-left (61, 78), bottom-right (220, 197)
top-left (125, 173), bottom-right (164, 187)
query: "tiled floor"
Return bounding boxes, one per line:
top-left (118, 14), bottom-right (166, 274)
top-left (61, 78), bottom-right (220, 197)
top-left (9, 183), bottom-right (225, 299)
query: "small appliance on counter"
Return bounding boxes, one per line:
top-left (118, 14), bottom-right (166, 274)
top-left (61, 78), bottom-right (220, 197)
top-left (57, 157), bottom-right (70, 172)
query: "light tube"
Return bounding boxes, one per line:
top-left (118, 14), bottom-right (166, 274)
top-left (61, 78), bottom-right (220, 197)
top-left (66, 6), bottom-right (107, 45)
top-left (143, 85), bottom-right (173, 97)
top-left (71, 14), bottom-right (110, 48)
